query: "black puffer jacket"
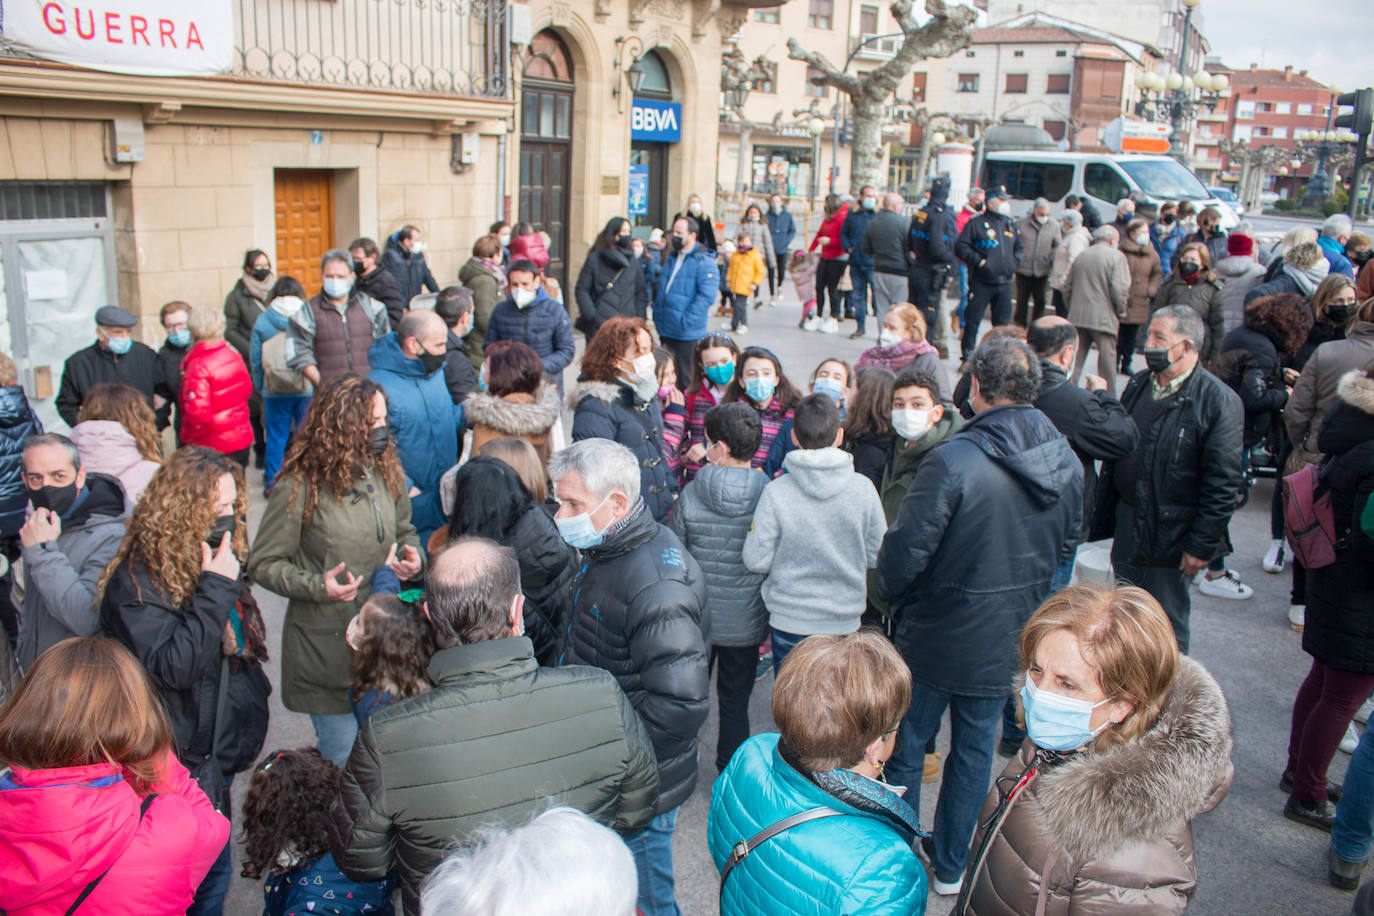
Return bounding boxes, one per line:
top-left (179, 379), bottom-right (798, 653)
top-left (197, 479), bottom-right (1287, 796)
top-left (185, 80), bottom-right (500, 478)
top-left (955, 210), bottom-right (1024, 284)
top-left (356, 267), bottom-right (405, 328)
top-left (156, 341), bottom-right (189, 431)
top-left (442, 329), bottom-right (478, 405)
top-left (877, 405), bottom-right (1082, 697)
top-left (55, 342), bottom-right (166, 427)
top-left (560, 503), bottom-right (709, 814)
top-left (1092, 367), bottom-right (1244, 566)
top-left (575, 247), bottom-right (648, 339)
top-left (1306, 371), bottom-right (1374, 674)
top-left (1215, 321), bottom-right (1288, 446)
top-left (570, 379), bottom-right (677, 522)
top-left (845, 431), bottom-right (895, 491)
top-left (0, 385), bottom-right (40, 537)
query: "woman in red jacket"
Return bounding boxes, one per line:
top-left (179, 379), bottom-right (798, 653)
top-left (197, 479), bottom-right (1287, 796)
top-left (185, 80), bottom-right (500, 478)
top-left (508, 221), bottom-right (552, 273)
top-left (0, 637), bottom-right (229, 915)
top-left (180, 306), bottom-right (254, 464)
top-left (808, 194), bottom-right (851, 333)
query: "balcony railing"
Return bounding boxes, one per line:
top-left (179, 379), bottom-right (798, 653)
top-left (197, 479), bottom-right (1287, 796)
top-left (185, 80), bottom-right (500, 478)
top-left (231, 0), bottom-right (508, 98)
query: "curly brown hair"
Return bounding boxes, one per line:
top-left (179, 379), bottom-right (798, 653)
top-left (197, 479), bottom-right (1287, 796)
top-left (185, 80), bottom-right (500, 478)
top-left (1244, 293), bottom-right (1315, 356)
top-left (99, 447), bottom-right (248, 609)
top-left (77, 383), bottom-right (163, 463)
top-left (580, 317), bottom-right (651, 383)
top-left (239, 748), bottom-right (341, 878)
top-left (349, 593), bottom-right (434, 702)
top-left (276, 374), bottom-right (403, 528)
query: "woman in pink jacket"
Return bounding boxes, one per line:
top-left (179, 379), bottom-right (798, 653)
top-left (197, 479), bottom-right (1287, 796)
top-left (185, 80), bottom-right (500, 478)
top-left (180, 306), bottom-right (254, 464)
top-left (508, 221), bottom-right (551, 273)
top-left (0, 637), bottom-right (228, 915)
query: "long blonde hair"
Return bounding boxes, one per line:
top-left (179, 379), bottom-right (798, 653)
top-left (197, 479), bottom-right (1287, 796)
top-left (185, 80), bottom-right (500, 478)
top-left (77, 383), bottom-right (163, 463)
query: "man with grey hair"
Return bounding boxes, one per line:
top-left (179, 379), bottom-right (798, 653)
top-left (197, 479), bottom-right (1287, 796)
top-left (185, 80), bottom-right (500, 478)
top-left (330, 537), bottom-right (659, 916)
top-left (286, 247), bottom-right (391, 385)
top-left (1091, 304), bottom-right (1244, 653)
top-left (1065, 225), bottom-right (1130, 396)
top-left (1049, 207), bottom-right (1091, 315)
top-left (1319, 213), bottom-right (1356, 278)
top-left (1112, 196), bottom-right (1136, 237)
top-left (861, 190), bottom-right (915, 335)
top-left (549, 438), bottom-right (707, 916)
top-left (1013, 196), bottom-right (1061, 327)
top-left (877, 336), bottom-right (1081, 896)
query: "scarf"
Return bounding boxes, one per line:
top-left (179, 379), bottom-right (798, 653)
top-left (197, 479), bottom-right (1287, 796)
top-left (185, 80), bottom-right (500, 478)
top-left (479, 257), bottom-right (508, 295)
top-left (240, 270), bottom-right (275, 304)
top-left (1284, 259), bottom-right (1331, 297)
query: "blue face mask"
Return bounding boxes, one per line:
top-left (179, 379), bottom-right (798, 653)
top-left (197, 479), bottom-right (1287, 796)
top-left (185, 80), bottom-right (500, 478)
top-left (812, 376), bottom-right (844, 404)
top-left (322, 276), bottom-right (353, 300)
top-left (744, 376), bottom-right (777, 404)
top-left (167, 329), bottom-right (191, 348)
top-left (1020, 672), bottom-right (1113, 752)
top-left (555, 495), bottom-right (611, 549)
top-left (106, 336), bottom-right (133, 355)
top-left (704, 362), bottom-right (735, 386)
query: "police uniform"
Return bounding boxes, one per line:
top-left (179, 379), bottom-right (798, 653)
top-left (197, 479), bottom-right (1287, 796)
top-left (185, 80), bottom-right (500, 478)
top-left (907, 177), bottom-right (957, 351)
top-left (954, 187), bottom-right (1024, 359)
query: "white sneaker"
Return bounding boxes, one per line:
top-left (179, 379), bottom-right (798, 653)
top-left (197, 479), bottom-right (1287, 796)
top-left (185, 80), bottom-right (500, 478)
top-left (1197, 569), bottom-right (1254, 600)
top-left (1342, 721), bottom-right (1360, 755)
top-left (736, 324), bottom-right (749, 335)
top-left (1357, 696), bottom-right (1374, 725)
top-left (932, 875), bottom-right (963, 896)
top-left (1263, 539), bottom-right (1287, 573)
top-left (802, 316), bottom-right (820, 331)
top-left (1289, 604), bottom-right (1306, 631)
top-left (820, 317), bottom-right (839, 334)
top-left (769, 296), bottom-right (780, 308)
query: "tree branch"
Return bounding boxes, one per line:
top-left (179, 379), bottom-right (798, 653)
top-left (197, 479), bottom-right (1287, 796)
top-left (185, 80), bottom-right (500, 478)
top-left (868, 0), bottom-right (977, 100)
top-left (786, 39), bottom-right (861, 96)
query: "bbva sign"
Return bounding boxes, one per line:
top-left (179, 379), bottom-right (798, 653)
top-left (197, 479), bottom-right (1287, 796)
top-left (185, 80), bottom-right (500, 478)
top-left (631, 100), bottom-right (682, 143)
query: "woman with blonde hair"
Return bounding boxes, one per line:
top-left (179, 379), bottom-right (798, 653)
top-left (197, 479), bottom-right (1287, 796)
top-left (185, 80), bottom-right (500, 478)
top-left (72, 382), bottom-right (162, 507)
top-left (99, 446), bottom-right (270, 914)
top-left (856, 303), bottom-right (950, 398)
top-left (960, 583), bottom-right (1233, 914)
top-left (1154, 241), bottom-right (1227, 365)
top-left (180, 305), bottom-right (254, 464)
top-left (0, 637), bottom-right (229, 914)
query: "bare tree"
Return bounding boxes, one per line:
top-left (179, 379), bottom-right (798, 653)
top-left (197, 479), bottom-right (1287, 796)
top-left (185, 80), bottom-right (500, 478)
top-left (787, 0), bottom-right (977, 193)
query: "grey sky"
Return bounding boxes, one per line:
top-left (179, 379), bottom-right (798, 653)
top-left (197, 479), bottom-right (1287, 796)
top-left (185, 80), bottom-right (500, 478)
top-left (1200, 0), bottom-right (1374, 92)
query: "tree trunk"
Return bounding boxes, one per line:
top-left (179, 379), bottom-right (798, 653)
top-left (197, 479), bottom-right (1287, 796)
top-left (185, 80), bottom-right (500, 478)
top-left (849, 100), bottom-right (886, 193)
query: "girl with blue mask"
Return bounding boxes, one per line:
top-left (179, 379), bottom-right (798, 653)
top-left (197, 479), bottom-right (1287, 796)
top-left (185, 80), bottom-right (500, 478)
top-left (724, 347), bottom-right (801, 469)
top-left (681, 335), bottom-right (741, 483)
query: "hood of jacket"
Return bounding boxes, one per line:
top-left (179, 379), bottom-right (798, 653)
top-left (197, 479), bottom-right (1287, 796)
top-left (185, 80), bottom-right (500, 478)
top-left (63, 471), bottom-right (127, 526)
top-left (463, 385), bottom-right (560, 436)
top-left (928, 179), bottom-right (950, 209)
top-left (779, 446), bottom-right (855, 500)
top-left (458, 257), bottom-right (501, 287)
top-left (71, 421), bottom-right (148, 478)
top-left (1118, 236), bottom-right (1151, 257)
top-left (1216, 255), bottom-right (1263, 279)
top-left (1034, 656), bottom-right (1233, 862)
top-left (0, 386), bottom-right (32, 429)
top-left (958, 404), bottom-right (1075, 510)
top-left (691, 465), bottom-right (768, 518)
top-left (367, 332), bottom-right (432, 379)
top-left (1338, 369), bottom-right (1374, 416)
top-left (569, 378), bottom-right (633, 410)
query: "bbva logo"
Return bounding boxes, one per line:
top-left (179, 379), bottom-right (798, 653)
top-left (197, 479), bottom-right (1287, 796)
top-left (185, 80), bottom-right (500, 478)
top-left (632, 104), bottom-right (679, 133)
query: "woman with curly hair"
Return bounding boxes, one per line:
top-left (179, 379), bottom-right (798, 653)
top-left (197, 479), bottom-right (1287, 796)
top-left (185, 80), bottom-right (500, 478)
top-left (241, 748), bottom-right (393, 915)
top-left (1217, 293), bottom-right (1314, 455)
top-left (71, 382), bottom-right (162, 508)
top-left (98, 446), bottom-right (271, 916)
top-left (570, 317), bottom-right (676, 521)
top-left (248, 374), bottom-right (422, 767)
top-left (0, 638), bottom-right (230, 915)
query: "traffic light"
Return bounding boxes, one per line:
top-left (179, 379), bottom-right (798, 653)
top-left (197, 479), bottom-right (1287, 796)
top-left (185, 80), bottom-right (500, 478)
top-left (840, 118), bottom-right (853, 145)
top-left (1334, 89), bottom-right (1373, 137)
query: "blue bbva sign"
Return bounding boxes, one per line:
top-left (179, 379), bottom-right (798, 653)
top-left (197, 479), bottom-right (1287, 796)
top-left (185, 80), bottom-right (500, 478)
top-left (631, 99), bottom-right (682, 142)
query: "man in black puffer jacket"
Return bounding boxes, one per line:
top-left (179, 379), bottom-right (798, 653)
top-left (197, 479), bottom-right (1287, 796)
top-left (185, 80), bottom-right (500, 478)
top-left (575, 237), bottom-right (648, 341)
top-left (955, 185), bottom-right (1024, 361)
top-left (550, 438), bottom-right (708, 916)
top-left (1092, 305), bottom-right (1244, 653)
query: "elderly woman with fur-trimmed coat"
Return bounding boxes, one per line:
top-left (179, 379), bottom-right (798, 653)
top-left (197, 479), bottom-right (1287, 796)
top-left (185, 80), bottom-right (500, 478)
top-left (961, 583), bottom-right (1233, 915)
top-left (570, 317), bottom-right (677, 522)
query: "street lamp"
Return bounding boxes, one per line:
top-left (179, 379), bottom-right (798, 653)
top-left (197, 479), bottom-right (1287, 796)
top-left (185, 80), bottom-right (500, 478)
top-left (1132, 0), bottom-right (1227, 161)
top-left (808, 116), bottom-right (825, 199)
top-left (1297, 84), bottom-right (1359, 208)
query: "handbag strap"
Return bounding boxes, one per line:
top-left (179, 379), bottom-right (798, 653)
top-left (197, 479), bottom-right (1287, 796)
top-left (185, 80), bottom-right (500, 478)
top-left (605, 266), bottom-right (628, 291)
top-left (720, 807), bottom-right (843, 889)
top-left (64, 793), bottom-right (156, 915)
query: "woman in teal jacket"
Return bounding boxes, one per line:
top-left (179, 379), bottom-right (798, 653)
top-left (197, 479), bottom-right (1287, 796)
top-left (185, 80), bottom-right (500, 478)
top-left (709, 630), bottom-right (927, 915)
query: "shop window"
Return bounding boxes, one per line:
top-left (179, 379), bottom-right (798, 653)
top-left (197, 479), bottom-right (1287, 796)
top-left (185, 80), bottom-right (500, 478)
top-left (1005, 73), bottom-right (1028, 93)
top-left (0, 182), bottom-right (106, 221)
top-left (1046, 73), bottom-right (1070, 94)
top-left (957, 73), bottom-right (980, 93)
top-left (808, 0), bottom-right (832, 29)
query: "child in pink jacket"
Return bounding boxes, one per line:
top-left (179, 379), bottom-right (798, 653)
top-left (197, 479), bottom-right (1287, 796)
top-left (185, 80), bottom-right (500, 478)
top-left (790, 249), bottom-right (819, 327)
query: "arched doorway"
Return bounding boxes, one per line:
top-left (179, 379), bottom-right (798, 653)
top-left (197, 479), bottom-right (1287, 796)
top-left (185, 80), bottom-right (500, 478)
top-left (520, 30), bottom-right (573, 285)
top-left (629, 49), bottom-right (677, 237)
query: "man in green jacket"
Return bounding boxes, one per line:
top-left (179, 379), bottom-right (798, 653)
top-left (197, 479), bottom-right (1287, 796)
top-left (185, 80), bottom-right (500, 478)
top-left (327, 538), bottom-right (660, 915)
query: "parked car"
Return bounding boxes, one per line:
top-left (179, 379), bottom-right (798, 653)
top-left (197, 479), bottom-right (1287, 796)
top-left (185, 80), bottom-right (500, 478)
top-left (1207, 185), bottom-right (1245, 218)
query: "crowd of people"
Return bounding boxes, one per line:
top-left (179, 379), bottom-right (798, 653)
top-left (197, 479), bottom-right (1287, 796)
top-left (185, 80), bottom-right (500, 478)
top-left (1, 184), bottom-right (1374, 916)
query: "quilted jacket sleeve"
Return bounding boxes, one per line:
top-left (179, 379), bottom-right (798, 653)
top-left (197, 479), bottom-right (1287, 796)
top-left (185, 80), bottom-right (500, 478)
top-left (611, 685), bottom-right (662, 834)
top-left (626, 580), bottom-right (709, 765)
top-left (327, 721), bottom-right (395, 881)
top-left (876, 447), bottom-right (960, 600)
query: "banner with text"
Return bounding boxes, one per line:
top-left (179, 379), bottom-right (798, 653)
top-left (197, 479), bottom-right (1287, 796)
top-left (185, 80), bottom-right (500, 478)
top-left (3, 1), bottom-right (233, 76)
top-left (631, 99), bottom-right (682, 143)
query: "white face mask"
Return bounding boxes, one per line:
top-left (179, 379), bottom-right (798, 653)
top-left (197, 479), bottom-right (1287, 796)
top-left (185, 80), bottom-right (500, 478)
top-left (891, 408), bottom-right (935, 442)
top-left (688, 201), bottom-right (703, 216)
top-left (498, 233), bottom-right (512, 247)
top-left (629, 352), bottom-right (657, 382)
top-left (995, 201), bottom-right (1012, 216)
top-left (1131, 232), bottom-right (1149, 246)
top-left (409, 240), bottom-right (427, 254)
top-left (878, 328), bottom-right (905, 348)
top-left (270, 295), bottom-right (305, 318)
top-left (513, 287), bottom-right (537, 308)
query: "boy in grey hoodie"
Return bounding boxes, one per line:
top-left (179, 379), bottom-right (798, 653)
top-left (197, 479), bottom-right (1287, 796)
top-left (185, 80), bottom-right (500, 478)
top-left (743, 393), bottom-right (886, 675)
top-left (669, 402), bottom-right (768, 771)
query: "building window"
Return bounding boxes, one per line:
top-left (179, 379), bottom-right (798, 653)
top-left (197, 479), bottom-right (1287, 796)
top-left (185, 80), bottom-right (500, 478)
top-left (755, 62), bottom-right (778, 93)
top-left (912, 71), bottom-right (927, 102)
top-left (1056, 49), bottom-right (1067, 57)
top-left (1046, 73), bottom-right (1070, 94)
top-left (1005, 73), bottom-right (1028, 93)
top-left (1013, 50), bottom-right (1025, 58)
top-left (957, 73), bottom-right (980, 93)
top-left (752, 8), bottom-right (779, 22)
top-left (1043, 120), bottom-right (1067, 141)
top-left (965, 50), bottom-right (976, 58)
top-left (1275, 102), bottom-right (1291, 115)
top-left (1255, 126), bottom-right (1270, 137)
top-left (859, 4), bottom-right (878, 34)
top-left (1272, 127), bottom-right (1288, 139)
top-left (1236, 100), bottom-right (1255, 119)
top-left (805, 65), bottom-right (829, 97)
top-left (1258, 101), bottom-right (1273, 113)
top-left (808, 0), bottom-right (832, 29)
top-left (1233, 125), bottom-right (1253, 142)
top-left (1298, 103), bottom-right (1313, 115)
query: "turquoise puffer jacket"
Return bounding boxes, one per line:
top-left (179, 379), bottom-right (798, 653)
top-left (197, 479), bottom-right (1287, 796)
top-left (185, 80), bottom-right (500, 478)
top-left (709, 734), bottom-right (927, 916)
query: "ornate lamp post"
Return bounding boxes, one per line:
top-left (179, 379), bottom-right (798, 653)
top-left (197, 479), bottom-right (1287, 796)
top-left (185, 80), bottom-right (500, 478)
top-left (1297, 89), bottom-right (1360, 208)
top-left (1133, 0), bottom-right (1227, 161)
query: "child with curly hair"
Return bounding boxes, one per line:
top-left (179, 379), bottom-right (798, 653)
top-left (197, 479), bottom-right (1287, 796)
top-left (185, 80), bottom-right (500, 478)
top-left (242, 748), bottom-right (393, 915)
top-left (345, 592), bottom-right (434, 726)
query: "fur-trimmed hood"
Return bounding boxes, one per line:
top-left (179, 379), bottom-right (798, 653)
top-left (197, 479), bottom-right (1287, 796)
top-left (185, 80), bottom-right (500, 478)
top-left (1033, 655), bottom-right (1233, 862)
top-left (1338, 369), bottom-right (1374, 416)
top-left (568, 378), bottom-right (628, 409)
top-left (463, 385), bottom-right (560, 436)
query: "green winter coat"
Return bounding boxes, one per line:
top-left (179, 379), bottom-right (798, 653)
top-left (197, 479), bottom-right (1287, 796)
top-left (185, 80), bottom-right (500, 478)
top-left (248, 467), bottom-right (419, 714)
top-left (457, 257), bottom-right (502, 372)
top-left (1153, 273), bottom-right (1226, 366)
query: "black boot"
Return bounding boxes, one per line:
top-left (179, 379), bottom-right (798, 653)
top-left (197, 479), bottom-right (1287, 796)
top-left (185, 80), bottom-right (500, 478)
top-left (1330, 849), bottom-right (1365, 890)
top-left (1285, 795), bottom-right (1337, 831)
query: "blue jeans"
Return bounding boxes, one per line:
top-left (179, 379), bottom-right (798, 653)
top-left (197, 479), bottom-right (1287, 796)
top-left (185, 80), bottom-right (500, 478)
top-left (847, 265), bottom-right (873, 330)
top-left (263, 394), bottom-right (311, 490)
top-left (770, 627), bottom-right (807, 677)
top-left (186, 774), bottom-right (233, 916)
top-left (311, 712), bottom-right (359, 767)
top-left (625, 806), bottom-right (682, 916)
top-left (885, 681), bottom-right (1004, 884)
top-left (1050, 549), bottom-right (1076, 593)
top-left (1334, 725), bottom-right (1374, 863)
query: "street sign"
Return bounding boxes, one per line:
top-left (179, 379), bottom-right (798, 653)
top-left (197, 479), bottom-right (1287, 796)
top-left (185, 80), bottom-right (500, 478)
top-left (1103, 118), bottom-right (1172, 154)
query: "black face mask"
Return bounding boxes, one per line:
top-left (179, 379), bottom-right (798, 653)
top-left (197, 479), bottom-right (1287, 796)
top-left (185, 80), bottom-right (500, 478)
top-left (418, 349), bottom-right (446, 376)
top-left (670, 235), bottom-right (686, 252)
top-left (617, 235), bottom-right (635, 252)
top-left (1351, 250), bottom-right (1373, 268)
top-left (205, 514), bottom-right (236, 550)
top-left (1328, 304), bottom-right (1357, 324)
top-left (1161, 213), bottom-right (1177, 225)
top-left (353, 260), bottom-right (367, 276)
top-left (370, 423), bottom-right (391, 456)
top-left (30, 481), bottom-right (79, 517)
top-left (1179, 262), bottom-right (1200, 280)
top-left (1143, 346), bottom-right (1176, 374)
top-left (250, 267), bottom-right (272, 282)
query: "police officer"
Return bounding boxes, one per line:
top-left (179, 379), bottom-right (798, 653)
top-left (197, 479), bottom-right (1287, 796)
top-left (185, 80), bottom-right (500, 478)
top-left (907, 176), bottom-right (957, 357)
top-left (954, 185), bottom-right (1023, 361)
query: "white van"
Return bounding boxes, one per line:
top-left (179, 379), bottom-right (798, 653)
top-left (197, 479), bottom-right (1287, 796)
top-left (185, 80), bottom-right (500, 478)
top-left (979, 151), bottom-right (1239, 230)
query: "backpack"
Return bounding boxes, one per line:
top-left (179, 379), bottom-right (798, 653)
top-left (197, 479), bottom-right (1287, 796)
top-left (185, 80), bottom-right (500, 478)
top-left (262, 330), bottom-right (310, 395)
top-left (1283, 463), bottom-right (1339, 569)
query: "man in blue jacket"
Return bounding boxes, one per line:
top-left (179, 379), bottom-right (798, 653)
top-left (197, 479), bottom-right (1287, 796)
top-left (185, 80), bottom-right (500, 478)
top-left (765, 194), bottom-right (797, 306)
top-left (656, 216), bottom-right (719, 386)
top-left (955, 185), bottom-right (1024, 362)
top-left (840, 185), bottom-right (879, 339)
top-left (484, 259), bottom-right (576, 393)
top-left (368, 309), bottom-right (464, 545)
